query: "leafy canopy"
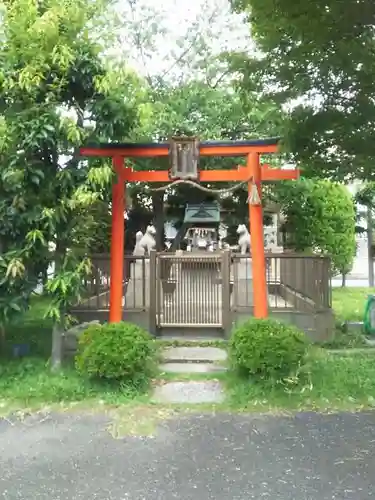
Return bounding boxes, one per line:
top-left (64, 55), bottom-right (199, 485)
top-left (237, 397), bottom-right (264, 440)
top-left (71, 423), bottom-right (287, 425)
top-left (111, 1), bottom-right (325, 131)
top-left (0, 0), bottom-right (141, 329)
top-left (275, 179), bottom-right (356, 274)
top-left (230, 0), bottom-right (375, 181)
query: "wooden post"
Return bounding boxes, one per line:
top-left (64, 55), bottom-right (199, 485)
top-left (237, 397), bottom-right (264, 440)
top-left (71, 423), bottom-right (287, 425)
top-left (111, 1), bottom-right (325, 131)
top-left (149, 250), bottom-right (158, 336)
top-left (247, 153), bottom-right (268, 318)
top-left (221, 249), bottom-right (232, 337)
top-left (109, 157), bottom-right (125, 323)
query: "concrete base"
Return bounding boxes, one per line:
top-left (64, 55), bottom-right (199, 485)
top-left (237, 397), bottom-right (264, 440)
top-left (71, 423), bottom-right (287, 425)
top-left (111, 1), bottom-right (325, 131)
top-left (233, 308), bottom-right (335, 343)
top-left (67, 304), bottom-right (334, 356)
top-left (344, 321), bottom-right (364, 333)
top-left (364, 337), bottom-right (375, 347)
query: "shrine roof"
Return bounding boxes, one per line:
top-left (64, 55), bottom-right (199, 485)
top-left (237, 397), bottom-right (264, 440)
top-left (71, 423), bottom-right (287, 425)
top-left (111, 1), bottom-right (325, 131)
top-left (183, 202), bottom-right (221, 224)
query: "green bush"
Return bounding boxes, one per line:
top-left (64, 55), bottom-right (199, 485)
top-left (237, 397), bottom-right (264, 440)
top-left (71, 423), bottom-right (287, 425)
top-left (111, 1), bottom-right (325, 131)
top-left (229, 318), bottom-right (309, 380)
top-left (75, 322), bottom-right (157, 382)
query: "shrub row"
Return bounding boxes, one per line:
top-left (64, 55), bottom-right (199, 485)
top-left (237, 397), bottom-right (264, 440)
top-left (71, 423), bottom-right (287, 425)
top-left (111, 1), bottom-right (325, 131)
top-left (75, 322), bottom-right (157, 382)
top-left (74, 318), bottom-right (309, 384)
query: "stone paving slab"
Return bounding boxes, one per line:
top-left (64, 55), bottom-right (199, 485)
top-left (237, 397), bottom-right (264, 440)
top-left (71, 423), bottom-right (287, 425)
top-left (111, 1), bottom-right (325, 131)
top-left (365, 337), bottom-right (375, 347)
top-left (159, 362), bottom-right (227, 374)
top-left (162, 346), bottom-right (227, 363)
top-left (152, 381), bottom-right (225, 404)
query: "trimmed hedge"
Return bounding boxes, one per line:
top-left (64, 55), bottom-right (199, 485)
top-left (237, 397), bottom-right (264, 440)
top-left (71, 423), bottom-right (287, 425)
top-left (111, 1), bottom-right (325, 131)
top-left (75, 322), bottom-right (157, 382)
top-left (229, 318), bottom-right (309, 380)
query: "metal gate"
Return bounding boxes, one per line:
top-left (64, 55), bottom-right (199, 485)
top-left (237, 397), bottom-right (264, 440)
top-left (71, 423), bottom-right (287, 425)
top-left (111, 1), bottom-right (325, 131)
top-left (156, 252), bottom-right (229, 328)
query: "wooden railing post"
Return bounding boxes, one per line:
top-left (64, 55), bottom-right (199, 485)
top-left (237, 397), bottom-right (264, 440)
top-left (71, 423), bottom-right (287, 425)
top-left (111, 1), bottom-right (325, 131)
top-left (149, 250), bottom-right (157, 336)
top-left (221, 249), bottom-right (232, 338)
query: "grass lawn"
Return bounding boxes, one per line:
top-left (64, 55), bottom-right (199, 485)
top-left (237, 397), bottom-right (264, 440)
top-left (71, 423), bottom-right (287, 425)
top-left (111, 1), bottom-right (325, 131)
top-left (0, 296), bottom-right (149, 415)
top-left (1, 293), bottom-right (375, 416)
top-left (226, 349), bottom-right (375, 412)
top-left (2, 296), bottom-right (53, 358)
top-left (318, 287), bottom-right (375, 349)
top-left (332, 287), bottom-right (375, 323)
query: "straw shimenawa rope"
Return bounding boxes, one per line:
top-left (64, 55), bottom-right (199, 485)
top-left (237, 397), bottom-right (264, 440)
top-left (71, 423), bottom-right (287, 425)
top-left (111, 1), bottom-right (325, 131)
top-left (149, 177), bottom-right (261, 205)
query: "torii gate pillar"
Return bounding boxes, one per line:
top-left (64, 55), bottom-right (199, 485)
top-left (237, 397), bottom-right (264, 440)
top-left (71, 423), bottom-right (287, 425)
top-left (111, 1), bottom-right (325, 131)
top-left (247, 153), bottom-right (268, 317)
top-left (109, 157), bottom-right (125, 323)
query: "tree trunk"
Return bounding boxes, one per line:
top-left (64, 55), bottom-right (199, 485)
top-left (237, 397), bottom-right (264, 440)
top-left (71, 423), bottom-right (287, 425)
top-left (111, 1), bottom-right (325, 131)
top-left (50, 238), bottom-right (65, 371)
top-left (0, 325), bottom-right (5, 356)
top-left (152, 191), bottom-right (165, 251)
top-left (51, 323), bottom-right (63, 372)
top-left (341, 273), bottom-right (346, 287)
top-left (169, 223), bottom-right (189, 253)
top-left (367, 205), bottom-right (374, 287)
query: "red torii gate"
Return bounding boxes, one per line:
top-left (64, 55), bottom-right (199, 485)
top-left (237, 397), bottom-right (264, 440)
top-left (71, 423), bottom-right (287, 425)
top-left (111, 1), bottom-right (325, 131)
top-left (79, 138), bottom-right (300, 323)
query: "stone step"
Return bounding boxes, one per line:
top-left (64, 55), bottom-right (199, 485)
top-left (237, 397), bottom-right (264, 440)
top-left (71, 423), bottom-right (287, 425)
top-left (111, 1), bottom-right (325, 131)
top-left (159, 327), bottom-right (225, 339)
top-left (162, 346), bottom-right (227, 364)
top-left (159, 362), bottom-right (226, 374)
top-left (159, 335), bottom-right (225, 343)
top-left (152, 381), bottom-right (225, 404)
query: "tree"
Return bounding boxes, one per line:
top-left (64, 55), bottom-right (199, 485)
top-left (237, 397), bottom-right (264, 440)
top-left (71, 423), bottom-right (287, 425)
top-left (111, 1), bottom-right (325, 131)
top-left (105, 0), bottom-right (283, 250)
top-left (0, 0), bottom-right (140, 364)
top-left (121, 0), bottom-right (284, 248)
top-left (230, 0), bottom-right (375, 181)
top-left (273, 179), bottom-right (356, 277)
top-left (355, 183), bottom-right (375, 286)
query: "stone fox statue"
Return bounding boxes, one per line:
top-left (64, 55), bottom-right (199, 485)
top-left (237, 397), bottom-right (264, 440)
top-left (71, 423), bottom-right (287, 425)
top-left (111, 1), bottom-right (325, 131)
top-left (136, 225), bottom-right (157, 255)
top-left (132, 231), bottom-right (145, 256)
top-left (236, 224), bottom-right (251, 254)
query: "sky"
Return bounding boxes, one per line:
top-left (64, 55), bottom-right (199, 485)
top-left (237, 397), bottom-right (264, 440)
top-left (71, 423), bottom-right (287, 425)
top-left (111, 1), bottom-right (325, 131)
top-left (113, 0), bottom-right (253, 78)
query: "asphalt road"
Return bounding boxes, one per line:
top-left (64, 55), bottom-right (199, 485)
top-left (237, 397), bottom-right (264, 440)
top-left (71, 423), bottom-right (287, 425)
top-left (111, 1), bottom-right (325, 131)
top-left (1, 410), bottom-right (375, 499)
